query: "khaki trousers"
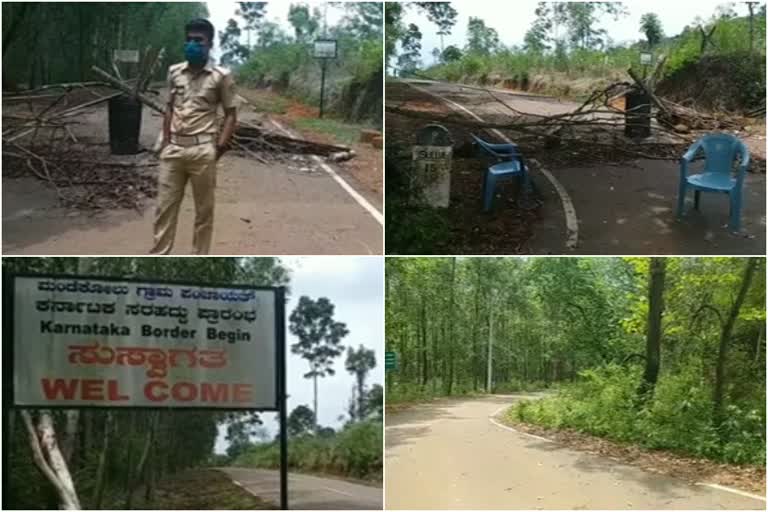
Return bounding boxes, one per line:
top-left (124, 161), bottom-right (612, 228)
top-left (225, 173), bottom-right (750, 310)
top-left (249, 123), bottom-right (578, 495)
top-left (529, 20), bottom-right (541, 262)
top-left (151, 142), bottom-right (217, 255)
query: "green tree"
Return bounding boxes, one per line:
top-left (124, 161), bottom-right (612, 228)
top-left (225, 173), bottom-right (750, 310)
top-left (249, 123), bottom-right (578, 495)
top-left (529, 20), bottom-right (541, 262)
top-left (287, 405), bottom-right (316, 437)
top-left (287, 4), bottom-right (321, 43)
top-left (465, 17), bottom-right (500, 55)
top-left (397, 23), bottom-right (423, 73)
top-left (289, 296), bottom-right (349, 430)
top-left (345, 345), bottom-right (377, 420)
top-left (640, 12), bottom-right (664, 48)
top-left (441, 45), bottom-right (463, 62)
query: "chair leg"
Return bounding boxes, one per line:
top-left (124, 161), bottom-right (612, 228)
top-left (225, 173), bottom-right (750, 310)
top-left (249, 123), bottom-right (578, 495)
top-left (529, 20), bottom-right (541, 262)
top-left (694, 190), bottom-right (701, 210)
top-left (676, 184), bottom-right (686, 218)
top-left (483, 172), bottom-right (496, 212)
top-left (729, 191), bottom-right (742, 232)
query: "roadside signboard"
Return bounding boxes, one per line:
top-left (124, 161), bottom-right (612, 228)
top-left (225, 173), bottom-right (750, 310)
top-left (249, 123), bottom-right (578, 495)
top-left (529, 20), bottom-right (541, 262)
top-left (313, 39), bottom-right (338, 59)
top-left (5, 273), bottom-right (289, 508)
top-left (412, 124), bottom-right (453, 208)
top-left (10, 275), bottom-right (280, 409)
top-left (113, 49), bottom-right (140, 63)
top-left (385, 351), bottom-right (397, 371)
top-left (640, 52), bottom-right (653, 66)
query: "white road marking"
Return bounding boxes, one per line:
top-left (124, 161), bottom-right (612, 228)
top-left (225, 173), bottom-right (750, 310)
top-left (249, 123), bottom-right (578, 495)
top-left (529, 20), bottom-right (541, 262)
top-left (404, 80), bottom-right (579, 250)
top-left (269, 119), bottom-right (384, 226)
top-left (321, 485), bottom-right (356, 497)
top-left (232, 480), bottom-right (244, 487)
top-left (488, 404), bottom-right (554, 443)
top-left (695, 483), bottom-right (767, 502)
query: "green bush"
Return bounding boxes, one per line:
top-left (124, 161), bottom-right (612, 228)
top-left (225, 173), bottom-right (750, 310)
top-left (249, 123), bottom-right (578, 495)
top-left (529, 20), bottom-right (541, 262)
top-left (233, 420), bottom-right (382, 480)
top-left (510, 365), bottom-right (766, 465)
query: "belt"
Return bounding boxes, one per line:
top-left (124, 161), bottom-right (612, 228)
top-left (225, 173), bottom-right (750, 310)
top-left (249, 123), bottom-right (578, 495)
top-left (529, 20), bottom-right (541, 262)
top-left (169, 133), bottom-right (215, 147)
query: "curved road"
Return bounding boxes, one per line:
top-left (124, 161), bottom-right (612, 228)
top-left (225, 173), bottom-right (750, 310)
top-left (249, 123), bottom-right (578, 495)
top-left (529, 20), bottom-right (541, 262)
top-left (218, 467), bottom-right (382, 510)
top-left (385, 394), bottom-right (765, 509)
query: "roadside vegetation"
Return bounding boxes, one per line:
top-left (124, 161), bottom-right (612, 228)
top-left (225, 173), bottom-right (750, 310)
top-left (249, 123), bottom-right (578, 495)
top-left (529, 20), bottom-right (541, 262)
top-left (220, 3), bottom-right (382, 125)
top-left (387, 2), bottom-right (766, 111)
top-left (3, 257), bottom-right (290, 510)
top-left (386, 257), bottom-right (766, 469)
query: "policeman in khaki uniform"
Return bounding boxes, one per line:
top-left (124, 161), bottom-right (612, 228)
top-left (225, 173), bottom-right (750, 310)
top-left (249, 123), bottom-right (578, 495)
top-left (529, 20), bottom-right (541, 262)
top-left (152, 18), bottom-right (237, 255)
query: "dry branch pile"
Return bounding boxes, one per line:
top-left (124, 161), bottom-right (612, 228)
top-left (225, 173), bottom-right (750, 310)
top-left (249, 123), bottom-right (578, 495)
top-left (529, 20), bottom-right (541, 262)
top-left (3, 60), bottom-right (355, 211)
top-left (387, 66), bottom-right (749, 166)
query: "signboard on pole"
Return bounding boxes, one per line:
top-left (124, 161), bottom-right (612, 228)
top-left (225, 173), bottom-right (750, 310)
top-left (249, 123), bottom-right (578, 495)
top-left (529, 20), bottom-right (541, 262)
top-left (412, 124), bottom-right (453, 208)
top-left (10, 275), bottom-right (279, 410)
top-left (113, 49), bottom-right (140, 63)
top-left (385, 351), bottom-right (397, 371)
top-left (640, 52), bottom-right (653, 66)
top-left (313, 39), bottom-right (338, 59)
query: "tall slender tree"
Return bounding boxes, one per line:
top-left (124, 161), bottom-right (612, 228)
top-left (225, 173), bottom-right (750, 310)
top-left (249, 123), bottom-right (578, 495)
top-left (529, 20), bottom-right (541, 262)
top-left (289, 296), bottom-right (349, 430)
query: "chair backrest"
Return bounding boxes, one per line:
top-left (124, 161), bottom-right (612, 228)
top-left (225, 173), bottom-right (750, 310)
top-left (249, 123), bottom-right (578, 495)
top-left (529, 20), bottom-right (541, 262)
top-left (699, 133), bottom-right (749, 176)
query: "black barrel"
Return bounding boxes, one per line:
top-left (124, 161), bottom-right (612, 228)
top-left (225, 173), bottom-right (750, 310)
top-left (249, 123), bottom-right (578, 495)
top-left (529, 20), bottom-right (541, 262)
top-left (624, 90), bottom-right (651, 138)
top-left (108, 94), bottom-right (143, 154)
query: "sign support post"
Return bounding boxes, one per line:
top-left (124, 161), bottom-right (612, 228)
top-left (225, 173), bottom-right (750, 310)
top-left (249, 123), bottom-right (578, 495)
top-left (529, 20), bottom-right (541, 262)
top-left (276, 286), bottom-right (288, 510)
top-left (313, 39), bottom-right (337, 120)
top-left (319, 58), bottom-right (328, 119)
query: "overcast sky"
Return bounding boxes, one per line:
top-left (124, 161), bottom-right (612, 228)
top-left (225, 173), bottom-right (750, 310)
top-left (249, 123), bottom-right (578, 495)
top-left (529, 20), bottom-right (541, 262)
top-left (402, 0), bottom-right (756, 65)
top-left (206, 1), bottom-right (348, 60)
top-left (214, 256), bottom-right (384, 453)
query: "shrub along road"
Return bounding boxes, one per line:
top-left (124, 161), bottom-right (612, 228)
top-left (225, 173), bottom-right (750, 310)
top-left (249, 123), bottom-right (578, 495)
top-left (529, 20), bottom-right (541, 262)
top-left (385, 394), bottom-right (765, 510)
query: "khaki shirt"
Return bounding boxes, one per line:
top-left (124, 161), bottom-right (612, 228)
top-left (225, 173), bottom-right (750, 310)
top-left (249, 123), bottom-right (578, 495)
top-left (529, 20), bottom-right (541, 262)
top-left (167, 60), bottom-right (236, 136)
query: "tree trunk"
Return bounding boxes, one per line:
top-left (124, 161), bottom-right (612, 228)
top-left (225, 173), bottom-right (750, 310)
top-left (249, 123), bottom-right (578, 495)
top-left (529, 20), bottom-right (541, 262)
top-left (713, 258), bottom-right (758, 429)
top-left (638, 258), bottom-right (666, 400)
top-left (2, 3), bottom-right (31, 58)
top-left (22, 411), bottom-right (81, 509)
top-left (92, 411), bottom-right (113, 509)
top-left (127, 412), bottom-right (159, 508)
top-left (446, 258), bottom-right (456, 395)
top-left (420, 298), bottom-right (427, 388)
top-left (313, 373), bottom-right (319, 431)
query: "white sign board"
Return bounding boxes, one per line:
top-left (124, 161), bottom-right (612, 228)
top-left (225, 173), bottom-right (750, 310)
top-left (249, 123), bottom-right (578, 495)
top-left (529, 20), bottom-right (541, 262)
top-left (113, 49), bottom-right (140, 63)
top-left (640, 52), bottom-right (653, 65)
top-left (412, 145), bottom-right (452, 208)
top-left (313, 39), bottom-right (337, 59)
top-left (12, 276), bottom-right (278, 409)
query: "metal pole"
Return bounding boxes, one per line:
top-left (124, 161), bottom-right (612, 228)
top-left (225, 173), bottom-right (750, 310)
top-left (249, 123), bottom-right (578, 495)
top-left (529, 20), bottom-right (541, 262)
top-left (2, 270), bottom-right (12, 510)
top-left (276, 287), bottom-right (288, 510)
top-left (319, 59), bottom-right (327, 119)
top-left (487, 290), bottom-right (493, 393)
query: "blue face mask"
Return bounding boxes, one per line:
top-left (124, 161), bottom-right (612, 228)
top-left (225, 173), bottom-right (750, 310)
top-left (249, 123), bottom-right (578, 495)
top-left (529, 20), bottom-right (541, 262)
top-left (184, 41), bottom-right (209, 66)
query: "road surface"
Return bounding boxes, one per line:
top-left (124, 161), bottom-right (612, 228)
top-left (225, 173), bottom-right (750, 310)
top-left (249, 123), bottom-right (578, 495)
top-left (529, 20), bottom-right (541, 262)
top-left (3, 89), bottom-right (382, 255)
top-left (398, 79), bottom-right (765, 255)
top-left (218, 467), bottom-right (382, 510)
top-left (385, 394), bottom-right (765, 510)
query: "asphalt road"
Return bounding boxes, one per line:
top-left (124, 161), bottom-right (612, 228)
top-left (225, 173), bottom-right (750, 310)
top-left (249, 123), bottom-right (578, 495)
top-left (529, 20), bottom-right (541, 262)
top-left (400, 79), bottom-right (766, 255)
top-left (218, 467), bottom-right (382, 510)
top-left (385, 394), bottom-right (766, 510)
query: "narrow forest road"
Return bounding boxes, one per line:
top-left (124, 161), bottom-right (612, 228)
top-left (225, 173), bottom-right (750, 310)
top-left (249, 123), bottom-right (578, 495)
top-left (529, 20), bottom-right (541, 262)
top-left (398, 78), bottom-right (766, 255)
top-left (3, 88), bottom-right (383, 255)
top-left (218, 467), bottom-right (382, 510)
top-left (385, 394), bottom-right (765, 510)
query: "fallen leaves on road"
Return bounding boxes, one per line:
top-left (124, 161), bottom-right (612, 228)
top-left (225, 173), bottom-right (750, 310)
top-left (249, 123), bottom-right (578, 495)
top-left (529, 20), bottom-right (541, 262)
top-left (505, 418), bottom-right (766, 495)
top-left (137, 469), bottom-right (276, 510)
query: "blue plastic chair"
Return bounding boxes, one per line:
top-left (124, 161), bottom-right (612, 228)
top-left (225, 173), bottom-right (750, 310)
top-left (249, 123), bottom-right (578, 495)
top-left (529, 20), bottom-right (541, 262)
top-left (676, 133), bottom-right (750, 232)
top-left (471, 134), bottom-right (530, 212)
